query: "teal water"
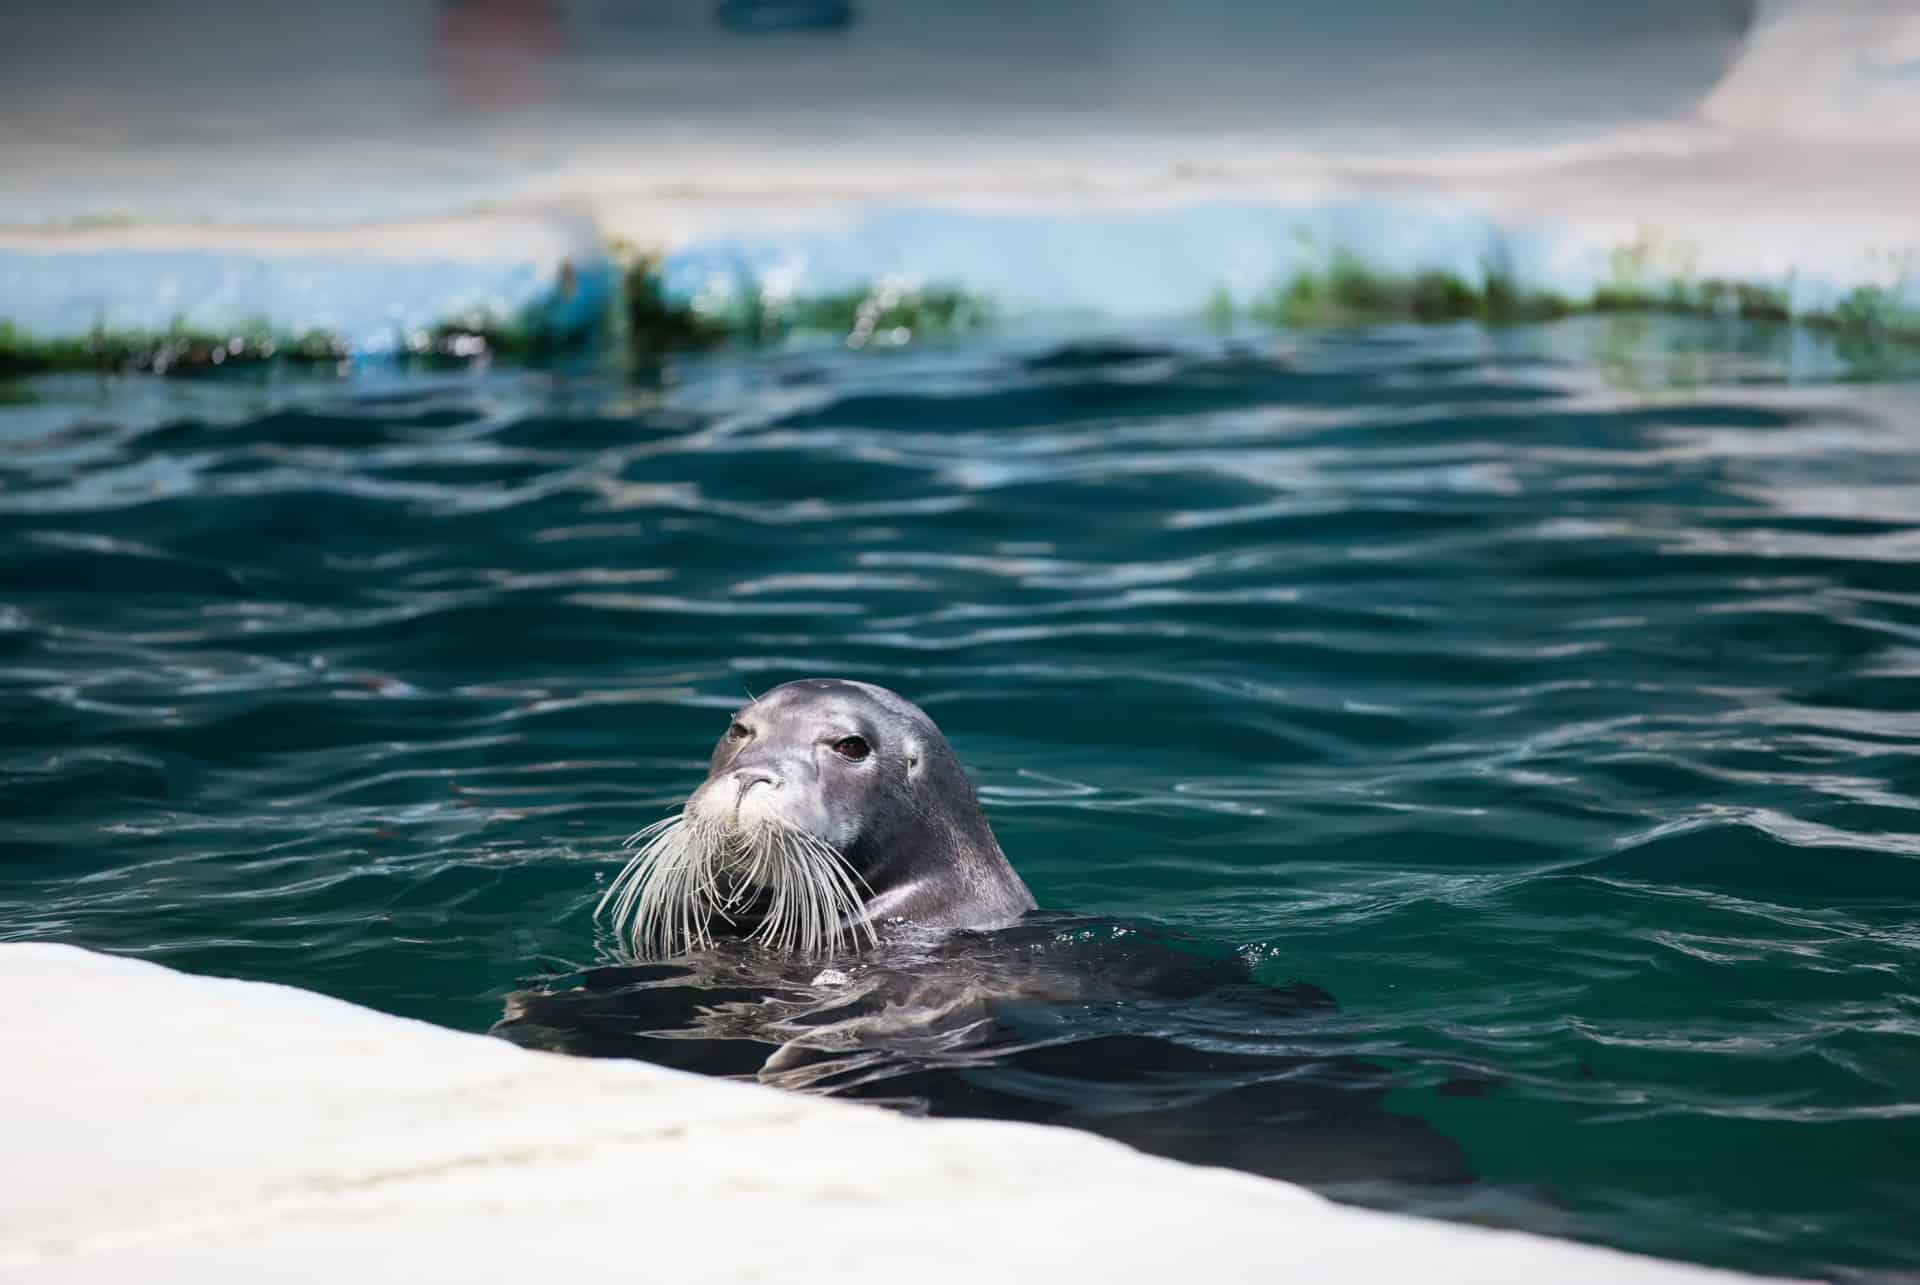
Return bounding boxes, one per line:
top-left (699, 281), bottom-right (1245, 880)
top-left (3, 318), bottom-right (1917, 1278)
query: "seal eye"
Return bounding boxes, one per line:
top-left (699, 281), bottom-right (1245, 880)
top-left (831, 735), bottom-right (871, 762)
top-left (726, 722), bottom-right (752, 743)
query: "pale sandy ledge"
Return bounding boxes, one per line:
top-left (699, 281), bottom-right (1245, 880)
top-left (2, 943), bottom-right (1790, 1284)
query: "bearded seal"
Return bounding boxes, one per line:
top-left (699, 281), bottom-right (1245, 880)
top-left (598, 679), bottom-right (1035, 959)
top-left (531, 684), bottom-right (1472, 1187)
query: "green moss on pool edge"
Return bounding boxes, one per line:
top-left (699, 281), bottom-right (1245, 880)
top-left (6, 231), bottom-right (1916, 379)
top-left (1243, 251), bottom-right (1565, 327)
top-left (382, 249), bottom-right (995, 366)
top-left (1214, 236), bottom-right (1917, 350)
top-left (0, 318), bottom-right (350, 378)
top-left (768, 282), bottom-right (994, 347)
top-left (1224, 241), bottom-right (1574, 329)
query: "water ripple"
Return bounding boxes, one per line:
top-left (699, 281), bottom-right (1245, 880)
top-left (2, 326), bottom-right (1918, 1278)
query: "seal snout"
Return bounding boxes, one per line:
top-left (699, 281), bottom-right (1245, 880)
top-left (732, 767), bottom-right (782, 798)
top-left (725, 765), bottom-right (789, 829)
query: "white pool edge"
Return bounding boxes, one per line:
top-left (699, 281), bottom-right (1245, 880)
top-left (1, 943), bottom-right (1788, 1283)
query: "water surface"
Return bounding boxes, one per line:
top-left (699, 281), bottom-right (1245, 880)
top-left (3, 317), bottom-right (1918, 1278)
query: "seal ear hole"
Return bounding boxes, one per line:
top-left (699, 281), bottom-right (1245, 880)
top-left (905, 742), bottom-right (924, 779)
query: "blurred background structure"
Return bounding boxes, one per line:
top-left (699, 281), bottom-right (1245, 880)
top-left (2, 0), bottom-right (1915, 350)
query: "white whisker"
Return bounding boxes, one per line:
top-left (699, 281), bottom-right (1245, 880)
top-left (597, 812), bottom-right (874, 961)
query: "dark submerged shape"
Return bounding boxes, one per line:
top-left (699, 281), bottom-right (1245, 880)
top-left (496, 914), bottom-right (1474, 1191)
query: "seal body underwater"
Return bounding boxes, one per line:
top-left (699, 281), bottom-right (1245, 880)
top-left (599, 678), bottom-right (1035, 959)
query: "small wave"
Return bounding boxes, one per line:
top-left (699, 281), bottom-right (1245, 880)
top-left (3, 327), bottom-right (1919, 1278)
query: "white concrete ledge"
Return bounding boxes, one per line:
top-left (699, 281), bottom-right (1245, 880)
top-left (3, 944), bottom-right (1776, 1283)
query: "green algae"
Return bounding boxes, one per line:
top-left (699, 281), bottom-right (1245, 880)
top-left (414, 251), bottom-right (992, 366)
top-left (770, 281), bottom-right (992, 347)
top-left (8, 227), bottom-right (1914, 381)
top-left (619, 247), bottom-right (729, 354)
top-left (0, 267), bottom-right (993, 380)
top-left (674, 269), bottom-right (994, 352)
top-left (1242, 245), bottom-right (1572, 329)
top-left (0, 318), bottom-right (348, 378)
top-left (1225, 228), bottom-right (1917, 358)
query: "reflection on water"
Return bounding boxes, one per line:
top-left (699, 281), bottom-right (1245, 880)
top-left (1, 318), bottom-right (1918, 1278)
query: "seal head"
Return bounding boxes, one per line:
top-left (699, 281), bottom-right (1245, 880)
top-left (600, 679), bottom-right (1034, 958)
